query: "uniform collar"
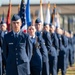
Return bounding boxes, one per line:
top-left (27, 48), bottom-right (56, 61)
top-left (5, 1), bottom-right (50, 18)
top-left (30, 35), bottom-right (36, 38)
top-left (13, 31), bottom-right (20, 36)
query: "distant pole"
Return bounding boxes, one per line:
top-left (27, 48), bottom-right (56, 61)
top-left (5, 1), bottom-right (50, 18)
top-left (18, 4), bottom-right (20, 12)
top-left (68, 17), bottom-right (70, 31)
top-left (63, 16), bottom-right (65, 28)
top-left (2, 10), bottom-right (5, 21)
top-left (9, 0), bottom-right (11, 20)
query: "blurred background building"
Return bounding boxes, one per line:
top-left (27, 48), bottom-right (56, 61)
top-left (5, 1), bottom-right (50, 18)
top-left (0, 0), bottom-right (75, 32)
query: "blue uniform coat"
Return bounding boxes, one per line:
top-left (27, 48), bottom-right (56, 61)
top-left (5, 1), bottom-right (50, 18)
top-left (3, 31), bottom-right (32, 75)
top-left (36, 31), bottom-right (49, 75)
top-left (0, 30), bottom-right (8, 75)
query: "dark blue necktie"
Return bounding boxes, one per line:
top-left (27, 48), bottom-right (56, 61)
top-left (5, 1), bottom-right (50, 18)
top-left (15, 33), bottom-right (18, 38)
top-left (14, 33), bottom-right (18, 43)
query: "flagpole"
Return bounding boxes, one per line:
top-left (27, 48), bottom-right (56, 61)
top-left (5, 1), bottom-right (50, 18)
top-left (10, 0), bottom-right (11, 31)
top-left (32, 13), bottom-right (35, 26)
top-left (18, 4), bottom-right (20, 12)
top-left (9, 0), bottom-right (11, 22)
top-left (40, 0), bottom-right (42, 21)
top-left (52, 4), bottom-right (56, 25)
top-left (48, 2), bottom-right (50, 9)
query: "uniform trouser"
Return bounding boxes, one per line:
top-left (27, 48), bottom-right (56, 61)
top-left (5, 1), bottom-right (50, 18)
top-left (62, 55), bottom-right (66, 75)
top-left (6, 61), bottom-right (30, 75)
top-left (65, 47), bottom-right (69, 68)
top-left (2, 54), bottom-right (6, 74)
top-left (49, 54), bottom-right (57, 75)
top-left (74, 45), bottom-right (75, 63)
top-left (0, 55), bottom-right (2, 75)
top-left (74, 50), bottom-right (75, 63)
top-left (72, 48), bottom-right (75, 64)
top-left (30, 68), bottom-right (42, 75)
top-left (17, 62), bottom-right (30, 75)
top-left (0, 61), bottom-right (2, 75)
top-left (30, 50), bottom-right (42, 75)
top-left (69, 49), bottom-right (73, 66)
top-left (42, 60), bottom-right (49, 75)
top-left (0, 49), bottom-right (2, 75)
top-left (57, 50), bottom-right (67, 75)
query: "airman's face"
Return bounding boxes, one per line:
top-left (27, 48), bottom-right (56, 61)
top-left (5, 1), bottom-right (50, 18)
top-left (1, 24), bottom-right (7, 31)
top-left (12, 19), bottom-right (21, 32)
top-left (35, 23), bottom-right (42, 31)
top-left (44, 25), bottom-right (50, 32)
top-left (28, 26), bottom-right (36, 36)
top-left (50, 26), bottom-right (55, 33)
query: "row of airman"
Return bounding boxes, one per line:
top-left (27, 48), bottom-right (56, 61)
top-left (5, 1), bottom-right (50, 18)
top-left (0, 14), bottom-right (75, 75)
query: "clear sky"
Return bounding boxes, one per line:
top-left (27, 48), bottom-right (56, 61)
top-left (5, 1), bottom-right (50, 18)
top-left (1, 0), bottom-right (75, 5)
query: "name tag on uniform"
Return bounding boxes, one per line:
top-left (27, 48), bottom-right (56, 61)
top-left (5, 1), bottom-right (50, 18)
top-left (8, 43), bottom-right (13, 45)
top-left (19, 43), bottom-right (24, 44)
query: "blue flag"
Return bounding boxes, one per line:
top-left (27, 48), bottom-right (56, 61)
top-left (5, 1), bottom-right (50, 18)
top-left (19, 0), bottom-right (27, 33)
top-left (26, 0), bottom-right (31, 26)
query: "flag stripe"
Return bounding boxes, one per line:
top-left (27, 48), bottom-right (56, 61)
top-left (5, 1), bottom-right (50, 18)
top-left (19, 0), bottom-right (27, 33)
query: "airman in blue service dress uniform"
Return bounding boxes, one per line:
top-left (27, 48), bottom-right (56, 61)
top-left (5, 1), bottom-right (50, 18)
top-left (55, 27), bottom-right (67, 75)
top-left (61, 30), bottom-right (69, 69)
top-left (72, 33), bottom-right (75, 64)
top-left (0, 21), bottom-right (8, 75)
top-left (70, 31), bottom-right (75, 65)
top-left (43, 23), bottom-right (58, 75)
top-left (68, 31), bottom-right (74, 67)
top-left (73, 34), bottom-right (75, 63)
top-left (35, 18), bottom-right (49, 75)
top-left (0, 36), bottom-right (2, 75)
top-left (3, 14), bottom-right (32, 75)
top-left (50, 25), bottom-right (59, 56)
top-left (28, 25), bottom-right (42, 75)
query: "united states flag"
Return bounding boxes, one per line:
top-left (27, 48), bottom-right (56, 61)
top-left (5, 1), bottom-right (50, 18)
top-left (19, 0), bottom-right (27, 33)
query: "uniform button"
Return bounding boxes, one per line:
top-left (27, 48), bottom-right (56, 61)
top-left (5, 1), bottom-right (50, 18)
top-left (16, 53), bottom-right (18, 55)
top-left (16, 62), bottom-right (18, 64)
top-left (16, 58), bottom-right (18, 60)
top-left (15, 48), bottom-right (17, 50)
